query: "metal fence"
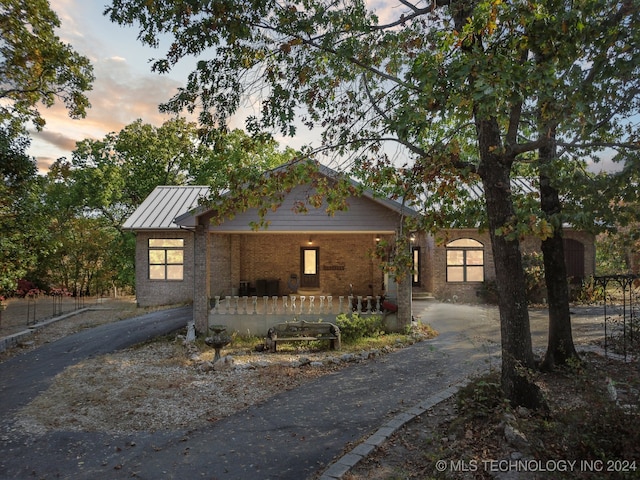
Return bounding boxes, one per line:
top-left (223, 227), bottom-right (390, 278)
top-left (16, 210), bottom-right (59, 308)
top-left (593, 274), bottom-right (640, 359)
top-left (0, 295), bottom-right (92, 333)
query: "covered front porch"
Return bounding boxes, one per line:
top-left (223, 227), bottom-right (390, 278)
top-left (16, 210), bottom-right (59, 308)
top-left (182, 177), bottom-right (416, 335)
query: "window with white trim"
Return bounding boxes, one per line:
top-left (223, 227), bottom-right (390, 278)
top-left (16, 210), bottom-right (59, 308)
top-left (148, 239), bottom-right (184, 280)
top-left (446, 238), bottom-right (484, 282)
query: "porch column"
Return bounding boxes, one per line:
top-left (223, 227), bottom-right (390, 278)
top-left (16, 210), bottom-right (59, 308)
top-left (396, 273), bottom-right (412, 330)
top-left (193, 220), bottom-right (211, 335)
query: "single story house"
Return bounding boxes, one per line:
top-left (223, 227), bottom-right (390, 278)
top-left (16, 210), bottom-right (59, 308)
top-left (123, 163), bottom-right (595, 336)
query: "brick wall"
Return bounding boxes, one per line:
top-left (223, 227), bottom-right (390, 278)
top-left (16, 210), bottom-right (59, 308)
top-left (519, 229), bottom-right (596, 278)
top-left (210, 233), bottom-right (387, 298)
top-left (134, 230), bottom-right (194, 307)
top-left (431, 228), bottom-right (595, 304)
top-left (431, 229), bottom-right (494, 303)
top-left (134, 227), bottom-right (596, 308)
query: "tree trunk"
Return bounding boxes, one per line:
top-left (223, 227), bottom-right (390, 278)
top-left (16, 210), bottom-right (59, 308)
top-left (538, 144), bottom-right (579, 370)
top-left (451, 2), bottom-right (542, 409)
top-left (476, 117), bottom-right (543, 409)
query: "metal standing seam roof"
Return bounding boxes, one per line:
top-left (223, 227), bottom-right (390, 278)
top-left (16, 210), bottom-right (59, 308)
top-left (123, 175), bottom-right (540, 231)
top-left (122, 186), bottom-right (210, 230)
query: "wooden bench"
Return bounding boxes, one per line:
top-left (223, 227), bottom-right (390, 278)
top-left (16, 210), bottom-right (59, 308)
top-left (266, 320), bottom-right (341, 352)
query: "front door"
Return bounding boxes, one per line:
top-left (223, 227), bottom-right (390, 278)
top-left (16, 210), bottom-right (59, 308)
top-left (300, 247), bottom-right (320, 288)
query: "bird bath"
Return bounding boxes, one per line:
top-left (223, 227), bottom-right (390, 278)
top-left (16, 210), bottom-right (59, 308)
top-left (205, 325), bottom-right (232, 362)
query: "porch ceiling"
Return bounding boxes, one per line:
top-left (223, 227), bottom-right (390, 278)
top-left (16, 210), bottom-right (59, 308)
top-left (206, 229), bottom-right (396, 234)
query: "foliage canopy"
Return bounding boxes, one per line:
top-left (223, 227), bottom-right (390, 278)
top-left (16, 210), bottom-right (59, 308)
top-left (0, 0), bottom-right (94, 132)
top-left (106, 0), bottom-right (640, 405)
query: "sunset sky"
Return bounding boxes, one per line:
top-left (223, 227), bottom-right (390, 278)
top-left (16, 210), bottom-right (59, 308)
top-left (31, 0), bottom-right (219, 172)
top-left (30, 1), bottom-right (619, 174)
top-left (31, 1), bottom-right (400, 174)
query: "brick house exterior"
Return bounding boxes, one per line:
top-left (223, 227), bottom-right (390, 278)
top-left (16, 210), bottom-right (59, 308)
top-left (124, 170), bottom-right (416, 334)
top-left (416, 228), bottom-right (595, 304)
top-left (123, 168), bottom-right (596, 335)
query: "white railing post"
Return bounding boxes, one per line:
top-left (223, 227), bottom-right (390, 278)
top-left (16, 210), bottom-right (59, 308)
top-left (214, 296), bottom-right (220, 314)
top-left (328, 295), bottom-right (333, 313)
top-left (242, 296), bottom-right (248, 314)
top-left (262, 296), bottom-right (268, 314)
top-left (357, 296), bottom-right (363, 313)
top-left (283, 295), bottom-right (289, 313)
top-left (300, 296), bottom-right (306, 314)
top-left (319, 296), bottom-right (325, 314)
top-left (233, 296), bottom-right (239, 314)
top-left (309, 296), bottom-right (315, 314)
top-left (271, 296), bottom-right (278, 314)
top-left (290, 295), bottom-right (297, 312)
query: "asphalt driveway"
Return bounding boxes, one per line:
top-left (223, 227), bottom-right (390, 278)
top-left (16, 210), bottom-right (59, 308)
top-left (0, 302), bottom-right (606, 480)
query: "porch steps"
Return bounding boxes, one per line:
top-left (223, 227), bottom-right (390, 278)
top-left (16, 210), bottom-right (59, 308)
top-left (412, 290), bottom-right (436, 301)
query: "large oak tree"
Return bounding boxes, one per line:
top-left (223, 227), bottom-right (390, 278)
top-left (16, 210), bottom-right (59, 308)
top-left (49, 119), bottom-right (294, 292)
top-left (106, 0), bottom-right (639, 407)
top-left (0, 0), bottom-right (94, 292)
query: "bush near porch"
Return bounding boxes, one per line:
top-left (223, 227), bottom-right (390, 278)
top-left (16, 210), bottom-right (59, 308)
top-left (336, 313), bottom-right (385, 343)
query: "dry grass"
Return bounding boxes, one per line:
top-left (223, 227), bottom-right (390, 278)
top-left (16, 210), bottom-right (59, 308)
top-left (9, 304), bottom-right (434, 435)
top-left (14, 338), bottom-right (356, 434)
top-left (345, 348), bottom-right (640, 480)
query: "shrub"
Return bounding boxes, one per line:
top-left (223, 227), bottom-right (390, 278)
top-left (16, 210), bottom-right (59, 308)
top-left (575, 275), bottom-right (605, 304)
top-left (522, 252), bottom-right (546, 304)
top-left (456, 373), bottom-right (506, 419)
top-left (335, 313), bottom-right (384, 343)
top-left (477, 280), bottom-right (499, 304)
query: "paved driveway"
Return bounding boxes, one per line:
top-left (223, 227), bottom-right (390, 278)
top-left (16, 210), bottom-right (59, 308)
top-left (0, 302), bottom-right (605, 480)
top-left (0, 306), bottom-right (191, 417)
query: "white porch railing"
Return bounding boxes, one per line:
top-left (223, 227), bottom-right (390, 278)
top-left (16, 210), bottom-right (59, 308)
top-left (211, 295), bottom-right (383, 316)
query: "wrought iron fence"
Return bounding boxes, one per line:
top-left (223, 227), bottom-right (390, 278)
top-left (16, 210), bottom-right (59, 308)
top-left (593, 274), bottom-right (640, 360)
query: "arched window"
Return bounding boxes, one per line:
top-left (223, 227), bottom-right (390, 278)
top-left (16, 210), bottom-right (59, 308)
top-left (446, 238), bottom-right (484, 282)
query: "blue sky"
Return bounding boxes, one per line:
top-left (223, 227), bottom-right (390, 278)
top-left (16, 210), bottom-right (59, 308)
top-left (30, 1), bottom-right (621, 174)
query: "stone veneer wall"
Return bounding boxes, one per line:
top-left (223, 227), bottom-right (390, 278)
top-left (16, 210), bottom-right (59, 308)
top-left (134, 230), bottom-right (195, 307)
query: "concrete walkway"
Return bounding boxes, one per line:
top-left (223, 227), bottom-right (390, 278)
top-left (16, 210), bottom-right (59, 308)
top-left (0, 302), bottom-right (605, 480)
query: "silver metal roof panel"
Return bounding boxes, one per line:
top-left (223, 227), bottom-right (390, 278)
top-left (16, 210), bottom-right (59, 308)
top-left (122, 186), bottom-right (210, 230)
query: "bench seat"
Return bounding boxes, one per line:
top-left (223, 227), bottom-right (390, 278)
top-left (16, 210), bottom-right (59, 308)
top-left (266, 320), bottom-right (341, 352)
